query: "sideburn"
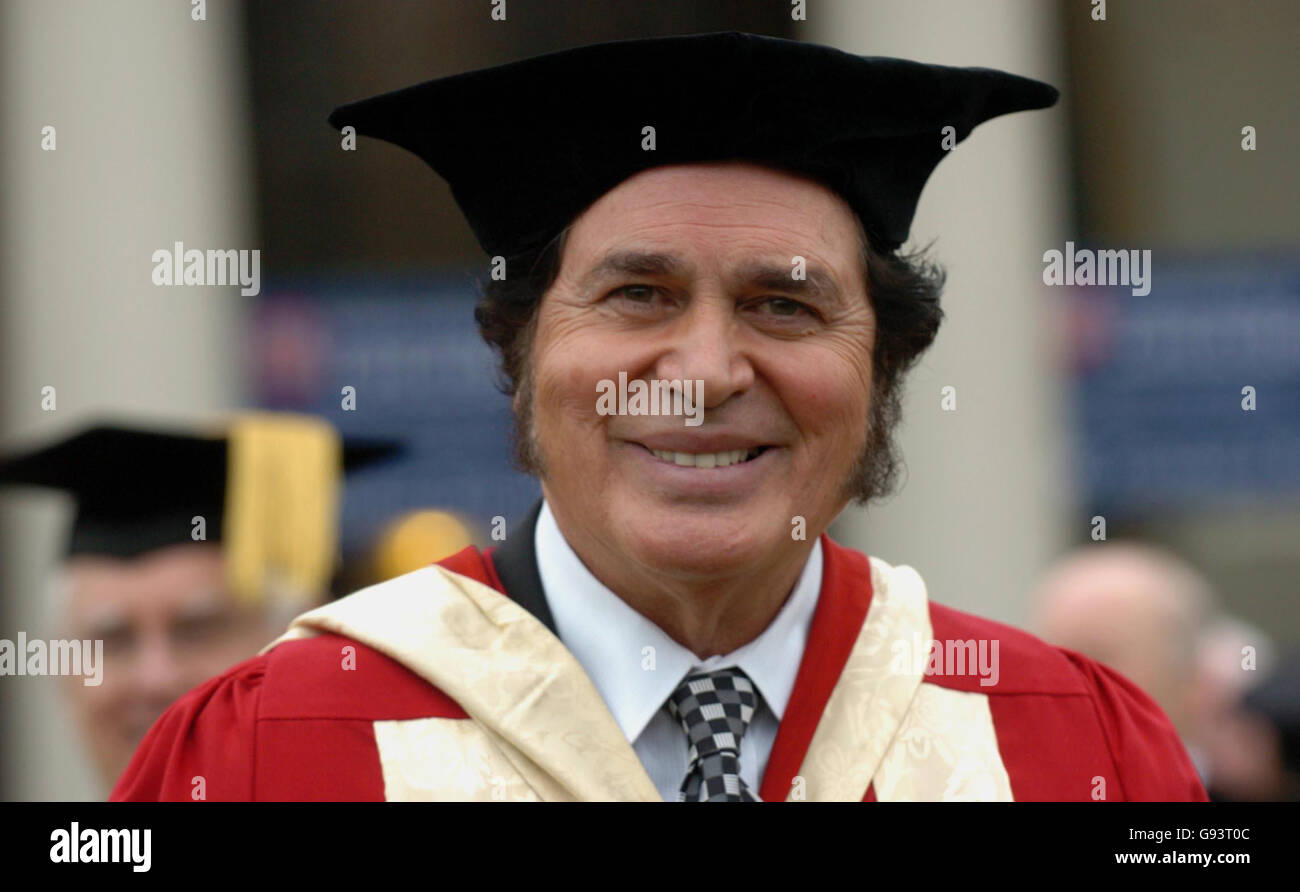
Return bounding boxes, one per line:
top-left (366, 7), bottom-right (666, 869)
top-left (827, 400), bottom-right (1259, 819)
top-left (509, 316), bottom-right (546, 478)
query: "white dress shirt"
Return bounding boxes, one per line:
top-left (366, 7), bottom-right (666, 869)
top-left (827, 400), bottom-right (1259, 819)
top-left (535, 501), bottom-right (823, 801)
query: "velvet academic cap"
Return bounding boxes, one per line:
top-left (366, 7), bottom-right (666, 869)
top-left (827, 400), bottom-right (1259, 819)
top-left (328, 30), bottom-right (1059, 258)
top-left (0, 416), bottom-right (398, 603)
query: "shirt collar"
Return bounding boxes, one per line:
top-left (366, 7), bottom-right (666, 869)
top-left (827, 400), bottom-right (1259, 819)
top-left (534, 500), bottom-right (823, 743)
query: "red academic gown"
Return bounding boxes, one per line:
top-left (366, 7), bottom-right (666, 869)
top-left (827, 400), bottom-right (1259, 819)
top-left (111, 535), bottom-right (1207, 802)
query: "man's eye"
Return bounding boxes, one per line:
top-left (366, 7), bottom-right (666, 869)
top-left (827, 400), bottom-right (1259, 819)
top-left (610, 284), bottom-right (661, 303)
top-left (172, 613), bottom-right (235, 645)
top-left (757, 297), bottom-right (814, 318)
top-left (98, 628), bottom-right (134, 657)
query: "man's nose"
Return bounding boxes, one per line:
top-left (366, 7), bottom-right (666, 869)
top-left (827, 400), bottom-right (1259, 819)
top-left (655, 295), bottom-right (754, 410)
top-left (129, 632), bottom-right (184, 699)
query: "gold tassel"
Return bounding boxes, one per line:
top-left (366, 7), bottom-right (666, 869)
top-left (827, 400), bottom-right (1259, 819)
top-left (223, 413), bottom-right (342, 606)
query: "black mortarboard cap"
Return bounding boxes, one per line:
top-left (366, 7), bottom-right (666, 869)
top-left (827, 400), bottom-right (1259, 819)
top-left (328, 30), bottom-right (1059, 258)
top-left (0, 420), bottom-right (397, 561)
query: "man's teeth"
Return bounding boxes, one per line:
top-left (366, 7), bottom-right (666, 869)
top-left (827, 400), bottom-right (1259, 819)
top-left (647, 448), bottom-right (759, 468)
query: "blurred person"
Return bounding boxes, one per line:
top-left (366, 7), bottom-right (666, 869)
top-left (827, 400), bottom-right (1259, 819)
top-left (1237, 654), bottom-right (1300, 801)
top-left (1195, 618), bottom-right (1288, 800)
top-left (1032, 542), bottom-right (1214, 741)
top-left (1035, 549), bottom-right (1296, 801)
top-left (0, 414), bottom-right (396, 792)
top-left (113, 33), bottom-right (1203, 802)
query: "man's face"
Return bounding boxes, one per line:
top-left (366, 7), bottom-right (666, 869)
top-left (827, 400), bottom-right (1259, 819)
top-left (61, 544), bottom-right (275, 788)
top-left (527, 162), bottom-right (876, 578)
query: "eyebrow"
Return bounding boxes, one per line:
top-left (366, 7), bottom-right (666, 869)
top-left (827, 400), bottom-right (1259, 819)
top-left (581, 250), bottom-right (845, 303)
top-left (730, 260), bottom-right (843, 304)
top-left (581, 250), bottom-right (690, 286)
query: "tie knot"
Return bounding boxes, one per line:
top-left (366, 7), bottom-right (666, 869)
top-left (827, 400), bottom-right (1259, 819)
top-left (667, 667), bottom-right (758, 763)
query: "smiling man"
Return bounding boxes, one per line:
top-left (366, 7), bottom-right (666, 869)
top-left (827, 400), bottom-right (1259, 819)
top-left (113, 32), bottom-right (1206, 802)
top-left (530, 162), bottom-right (876, 660)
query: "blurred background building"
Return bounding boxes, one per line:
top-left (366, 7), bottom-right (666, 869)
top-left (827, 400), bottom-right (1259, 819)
top-left (2, 0), bottom-right (1296, 799)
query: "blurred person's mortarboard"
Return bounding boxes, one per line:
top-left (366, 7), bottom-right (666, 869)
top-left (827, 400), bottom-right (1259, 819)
top-left (0, 415), bottom-right (399, 605)
top-left (328, 30), bottom-right (1059, 260)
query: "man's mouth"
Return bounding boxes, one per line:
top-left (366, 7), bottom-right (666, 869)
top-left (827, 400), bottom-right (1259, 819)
top-left (643, 445), bottom-right (771, 468)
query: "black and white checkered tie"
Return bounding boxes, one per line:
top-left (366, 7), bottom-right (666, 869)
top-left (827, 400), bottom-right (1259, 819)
top-left (667, 667), bottom-right (760, 802)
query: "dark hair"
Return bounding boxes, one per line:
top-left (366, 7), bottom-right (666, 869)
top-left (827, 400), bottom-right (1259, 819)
top-left (474, 220), bottom-right (946, 504)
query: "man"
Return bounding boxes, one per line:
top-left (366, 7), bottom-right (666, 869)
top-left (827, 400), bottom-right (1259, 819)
top-left (112, 32), bottom-right (1205, 801)
top-left (1199, 620), bottom-right (1291, 801)
top-left (0, 414), bottom-right (395, 792)
top-left (1033, 542), bottom-right (1215, 743)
